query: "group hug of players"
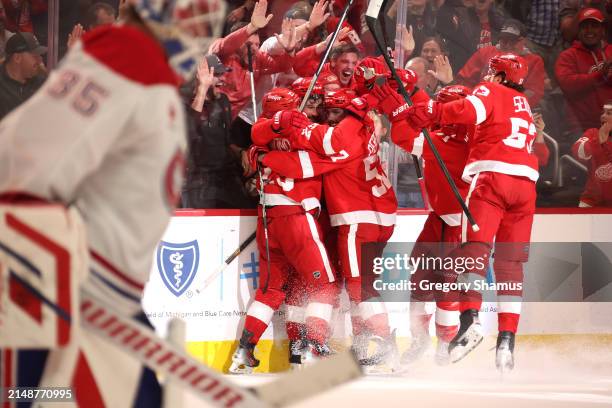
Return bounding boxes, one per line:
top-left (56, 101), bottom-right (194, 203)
top-left (229, 51), bottom-right (542, 375)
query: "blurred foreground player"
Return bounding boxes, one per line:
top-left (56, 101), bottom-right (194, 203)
top-left (405, 54), bottom-right (538, 372)
top-left (0, 1), bottom-right (213, 405)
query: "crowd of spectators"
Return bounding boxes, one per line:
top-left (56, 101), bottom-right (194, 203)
top-left (1, 0), bottom-right (611, 208)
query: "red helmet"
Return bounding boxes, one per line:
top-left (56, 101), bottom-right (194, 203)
top-left (354, 57), bottom-right (389, 95)
top-left (319, 73), bottom-right (341, 90)
top-left (261, 88), bottom-right (299, 118)
top-left (435, 85), bottom-right (471, 104)
top-left (291, 77), bottom-right (324, 99)
top-left (487, 53), bottom-right (528, 86)
top-left (324, 88), bottom-right (357, 109)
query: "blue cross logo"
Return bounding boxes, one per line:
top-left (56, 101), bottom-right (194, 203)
top-left (240, 252), bottom-right (259, 289)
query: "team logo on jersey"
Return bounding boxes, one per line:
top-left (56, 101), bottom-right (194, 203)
top-left (595, 163), bottom-right (612, 182)
top-left (157, 240), bottom-right (200, 297)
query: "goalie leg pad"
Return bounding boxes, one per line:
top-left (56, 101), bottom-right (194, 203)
top-left (0, 204), bottom-right (88, 348)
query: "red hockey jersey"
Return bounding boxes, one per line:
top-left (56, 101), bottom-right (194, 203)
top-left (259, 115), bottom-right (398, 226)
top-left (391, 120), bottom-right (471, 226)
top-left (571, 128), bottom-right (612, 207)
top-left (439, 82), bottom-right (539, 183)
top-left (251, 118), bottom-right (322, 211)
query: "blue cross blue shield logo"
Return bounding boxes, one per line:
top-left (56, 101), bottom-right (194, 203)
top-left (157, 240), bottom-right (200, 297)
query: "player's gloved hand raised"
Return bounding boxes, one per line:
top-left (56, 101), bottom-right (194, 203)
top-left (244, 144), bottom-right (269, 176)
top-left (344, 96), bottom-right (373, 120)
top-left (406, 100), bottom-right (442, 130)
top-left (369, 82), bottom-right (407, 119)
top-left (388, 68), bottom-right (418, 93)
top-left (271, 110), bottom-right (310, 135)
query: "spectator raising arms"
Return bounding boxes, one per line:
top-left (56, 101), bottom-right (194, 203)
top-left (436, 0), bottom-right (504, 73)
top-left (209, 0), bottom-right (297, 120)
top-left (555, 8), bottom-right (612, 134)
top-left (182, 55), bottom-right (254, 209)
top-left (456, 19), bottom-right (547, 107)
top-left (571, 101), bottom-right (612, 207)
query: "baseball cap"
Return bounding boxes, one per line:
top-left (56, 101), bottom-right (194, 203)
top-left (499, 19), bottom-right (527, 38)
top-left (5, 32), bottom-right (47, 57)
top-left (577, 8), bottom-right (605, 24)
top-left (205, 54), bottom-right (231, 76)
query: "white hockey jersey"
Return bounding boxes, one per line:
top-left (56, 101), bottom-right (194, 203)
top-left (0, 25), bottom-right (186, 314)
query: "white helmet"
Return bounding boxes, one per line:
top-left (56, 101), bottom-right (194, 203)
top-left (130, 0), bottom-right (226, 80)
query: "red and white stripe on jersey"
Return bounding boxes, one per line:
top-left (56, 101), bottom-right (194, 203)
top-left (89, 250), bottom-right (144, 310)
top-left (441, 82), bottom-right (539, 183)
top-left (262, 117), bottom-right (398, 227)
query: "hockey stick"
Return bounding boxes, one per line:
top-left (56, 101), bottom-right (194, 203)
top-left (80, 288), bottom-right (361, 408)
top-left (247, 43), bottom-right (258, 122)
top-left (298, 0), bottom-right (355, 111)
top-left (258, 170), bottom-right (272, 294)
top-left (365, 0), bottom-right (479, 232)
top-left (194, 231), bottom-right (256, 295)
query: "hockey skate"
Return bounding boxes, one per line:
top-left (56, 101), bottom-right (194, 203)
top-left (359, 330), bottom-right (401, 374)
top-left (289, 339), bottom-right (306, 371)
top-left (434, 339), bottom-right (451, 366)
top-left (448, 309), bottom-right (484, 363)
top-left (229, 343), bottom-right (259, 374)
top-left (496, 331), bottom-right (515, 373)
top-left (400, 329), bottom-right (431, 365)
top-left (301, 340), bottom-right (334, 365)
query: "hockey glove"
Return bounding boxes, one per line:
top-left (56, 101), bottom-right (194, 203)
top-left (245, 144), bottom-right (269, 175)
top-left (344, 96), bottom-right (374, 120)
top-left (388, 68), bottom-right (418, 94)
top-left (271, 110), bottom-right (311, 135)
top-left (369, 82), bottom-right (407, 118)
top-left (406, 100), bottom-right (442, 130)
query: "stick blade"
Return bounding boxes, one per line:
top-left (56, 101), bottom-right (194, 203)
top-left (254, 350), bottom-right (362, 408)
top-left (365, 0), bottom-right (386, 19)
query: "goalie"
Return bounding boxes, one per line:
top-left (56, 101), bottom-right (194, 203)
top-left (0, 1), bottom-right (215, 405)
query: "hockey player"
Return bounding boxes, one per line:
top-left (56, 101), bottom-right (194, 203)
top-left (251, 87), bottom-right (401, 370)
top-left (380, 84), bottom-right (472, 366)
top-left (230, 87), bottom-right (339, 373)
top-left (0, 1), bottom-right (207, 405)
top-left (403, 53), bottom-right (538, 372)
top-left (291, 77), bottom-right (325, 122)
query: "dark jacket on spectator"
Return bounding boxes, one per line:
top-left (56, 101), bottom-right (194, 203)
top-left (182, 89), bottom-right (252, 209)
top-left (555, 40), bottom-right (612, 132)
top-left (0, 64), bottom-right (45, 120)
top-left (436, 0), bottom-right (505, 73)
top-left (209, 26), bottom-right (295, 120)
top-left (456, 45), bottom-right (547, 107)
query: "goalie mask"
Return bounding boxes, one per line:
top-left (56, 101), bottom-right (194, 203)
top-left (130, 0), bottom-right (226, 81)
